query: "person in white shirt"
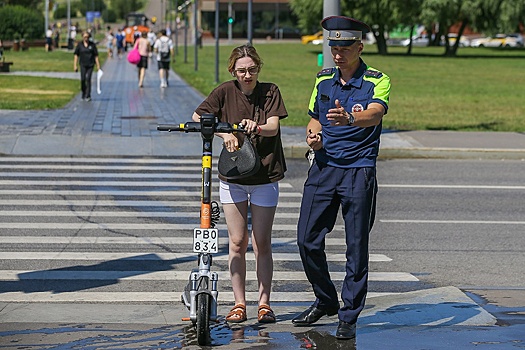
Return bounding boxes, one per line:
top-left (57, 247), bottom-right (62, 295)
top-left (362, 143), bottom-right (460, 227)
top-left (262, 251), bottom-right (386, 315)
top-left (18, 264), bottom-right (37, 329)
top-left (153, 30), bottom-right (174, 88)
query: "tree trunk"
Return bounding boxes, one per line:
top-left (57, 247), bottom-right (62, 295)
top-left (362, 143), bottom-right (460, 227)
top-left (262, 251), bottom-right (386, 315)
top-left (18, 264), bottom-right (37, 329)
top-left (444, 20), bottom-right (468, 57)
top-left (374, 24), bottom-right (388, 55)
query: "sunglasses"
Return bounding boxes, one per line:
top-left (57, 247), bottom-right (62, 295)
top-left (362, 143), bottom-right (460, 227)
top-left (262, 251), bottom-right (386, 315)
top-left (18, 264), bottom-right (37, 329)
top-left (233, 66), bottom-right (259, 76)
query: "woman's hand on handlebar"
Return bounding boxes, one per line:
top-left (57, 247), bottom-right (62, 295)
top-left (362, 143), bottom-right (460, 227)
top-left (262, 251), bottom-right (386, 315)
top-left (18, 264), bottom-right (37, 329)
top-left (222, 134), bottom-right (239, 152)
top-left (240, 119), bottom-right (258, 135)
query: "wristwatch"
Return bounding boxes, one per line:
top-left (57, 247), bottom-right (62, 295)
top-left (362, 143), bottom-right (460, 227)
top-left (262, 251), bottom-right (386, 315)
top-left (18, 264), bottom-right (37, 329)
top-left (347, 112), bottom-right (355, 126)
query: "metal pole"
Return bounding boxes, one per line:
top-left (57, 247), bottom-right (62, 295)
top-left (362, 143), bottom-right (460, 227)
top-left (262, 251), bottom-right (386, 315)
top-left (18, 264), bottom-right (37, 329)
top-left (184, 10), bottom-right (188, 63)
top-left (247, 0), bottom-right (253, 44)
top-left (175, 2), bottom-right (179, 55)
top-left (322, 0), bottom-right (340, 68)
top-left (169, 0), bottom-right (173, 42)
top-left (45, 0), bottom-right (49, 35)
top-left (161, 0), bottom-right (164, 30)
top-left (228, 3), bottom-right (232, 43)
top-left (215, 0), bottom-right (219, 83)
top-left (194, 0), bottom-right (198, 71)
top-left (67, 0), bottom-right (71, 43)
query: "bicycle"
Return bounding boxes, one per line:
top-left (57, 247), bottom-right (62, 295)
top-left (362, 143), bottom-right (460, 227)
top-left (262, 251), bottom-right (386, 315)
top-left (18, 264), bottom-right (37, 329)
top-left (157, 114), bottom-right (244, 346)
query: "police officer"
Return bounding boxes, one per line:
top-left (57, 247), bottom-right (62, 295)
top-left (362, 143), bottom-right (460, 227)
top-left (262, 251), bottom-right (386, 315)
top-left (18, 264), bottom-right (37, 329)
top-left (292, 16), bottom-right (391, 340)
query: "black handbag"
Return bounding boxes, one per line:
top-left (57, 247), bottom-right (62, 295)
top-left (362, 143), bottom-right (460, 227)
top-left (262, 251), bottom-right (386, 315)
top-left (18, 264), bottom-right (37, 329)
top-left (218, 136), bottom-right (260, 180)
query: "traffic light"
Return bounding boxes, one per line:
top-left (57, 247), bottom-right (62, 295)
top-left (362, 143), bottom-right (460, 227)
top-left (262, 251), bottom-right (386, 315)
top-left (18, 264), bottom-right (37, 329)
top-left (228, 17), bottom-right (234, 24)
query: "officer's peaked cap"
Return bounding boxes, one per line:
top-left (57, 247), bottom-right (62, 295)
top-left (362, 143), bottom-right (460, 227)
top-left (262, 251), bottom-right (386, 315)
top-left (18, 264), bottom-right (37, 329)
top-left (321, 16), bottom-right (371, 46)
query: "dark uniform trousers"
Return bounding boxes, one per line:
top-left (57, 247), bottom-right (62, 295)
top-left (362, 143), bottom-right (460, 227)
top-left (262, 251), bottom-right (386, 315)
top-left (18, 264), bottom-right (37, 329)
top-left (80, 65), bottom-right (94, 99)
top-left (297, 160), bottom-right (377, 324)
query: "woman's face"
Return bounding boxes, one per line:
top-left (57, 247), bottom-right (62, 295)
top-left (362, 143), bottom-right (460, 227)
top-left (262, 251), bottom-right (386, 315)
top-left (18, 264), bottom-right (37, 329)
top-left (82, 34), bottom-right (90, 43)
top-left (232, 57), bottom-right (259, 92)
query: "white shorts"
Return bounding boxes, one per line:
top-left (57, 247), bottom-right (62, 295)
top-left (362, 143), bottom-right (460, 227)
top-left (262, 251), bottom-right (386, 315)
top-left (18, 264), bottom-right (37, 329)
top-left (219, 181), bottom-right (279, 207)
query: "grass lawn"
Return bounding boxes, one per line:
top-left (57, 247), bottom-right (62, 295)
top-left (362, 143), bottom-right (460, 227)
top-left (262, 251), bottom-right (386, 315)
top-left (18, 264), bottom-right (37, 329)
top-left (1, 43), bottom-right (524, 132)
top-left (0, 47), bottom-right (107, 110)
top-left (173, 43), bottom-right (525, 132)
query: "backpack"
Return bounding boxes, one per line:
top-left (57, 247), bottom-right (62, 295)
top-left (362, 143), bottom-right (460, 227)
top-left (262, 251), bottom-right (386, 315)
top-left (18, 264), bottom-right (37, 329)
top-left (159, 38), bottom-right (170, 61)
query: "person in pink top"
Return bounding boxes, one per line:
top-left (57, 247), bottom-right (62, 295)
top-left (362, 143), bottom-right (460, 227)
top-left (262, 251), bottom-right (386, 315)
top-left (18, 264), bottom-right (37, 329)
top-left (136, 31), bottom-right (150, 87)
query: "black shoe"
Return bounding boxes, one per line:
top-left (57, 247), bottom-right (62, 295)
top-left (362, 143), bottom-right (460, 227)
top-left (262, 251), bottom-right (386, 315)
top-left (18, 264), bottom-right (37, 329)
top-left (335, 320), bottom-right (356, 340)
top-left (292, 305), bottom-right (338, 326)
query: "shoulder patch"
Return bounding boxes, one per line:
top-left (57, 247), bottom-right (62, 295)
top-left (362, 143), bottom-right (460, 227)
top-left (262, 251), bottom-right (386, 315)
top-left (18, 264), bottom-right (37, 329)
top-left (364, 69), bottom-right (383, 78)
top-left (316, 67), bottom-right (336, 78)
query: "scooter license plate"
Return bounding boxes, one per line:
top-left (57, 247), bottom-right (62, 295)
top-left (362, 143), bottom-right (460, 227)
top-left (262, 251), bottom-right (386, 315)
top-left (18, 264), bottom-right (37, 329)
top-left (193, 228), bottom-right (219, 253)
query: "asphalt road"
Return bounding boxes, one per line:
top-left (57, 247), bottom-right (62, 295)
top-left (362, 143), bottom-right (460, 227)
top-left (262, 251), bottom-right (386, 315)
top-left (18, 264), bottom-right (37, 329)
top-left (0, 156), bottom-right (523, 349)
top-left (285, 157), bottom-right (525, 291)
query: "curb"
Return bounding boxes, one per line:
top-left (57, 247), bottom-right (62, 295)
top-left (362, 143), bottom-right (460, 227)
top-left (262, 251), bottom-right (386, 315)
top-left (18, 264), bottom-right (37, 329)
top-left (284, 145), bottom-right (525, 160)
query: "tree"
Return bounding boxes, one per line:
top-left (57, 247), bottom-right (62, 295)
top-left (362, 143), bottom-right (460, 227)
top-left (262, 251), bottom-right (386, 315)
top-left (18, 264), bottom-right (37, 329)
top-left (0, 5), bottom-right (44, 40)
top-left (345, 0), bottom-right (402, 55)
top-left (289, 0), bottom-right (323, 34)
top-left (111, 0), bottom-right (145, 20)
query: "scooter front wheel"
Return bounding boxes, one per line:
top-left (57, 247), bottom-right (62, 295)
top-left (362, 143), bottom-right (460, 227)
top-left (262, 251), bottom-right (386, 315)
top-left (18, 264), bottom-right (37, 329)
top-left (196, 292), bottom-right (211, 345)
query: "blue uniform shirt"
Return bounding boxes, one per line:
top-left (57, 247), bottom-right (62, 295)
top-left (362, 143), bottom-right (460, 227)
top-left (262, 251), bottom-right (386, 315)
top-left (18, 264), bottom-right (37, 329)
top-left (308, 59), bottom-right (390, 168)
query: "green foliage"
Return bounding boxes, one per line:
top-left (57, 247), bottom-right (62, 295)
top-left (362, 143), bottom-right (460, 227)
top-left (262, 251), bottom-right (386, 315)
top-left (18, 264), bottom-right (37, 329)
top-left (77, 0), bottom-right (107, 16)
top-left (2, 0), bottom-right (41, 7)
top-left (289, 0), bottom-right (323, 33)
top-left (0, 5), bottom-right (45, 40)
top-left (110, 0), bottom-right (145, 20)
top-left (54, 4), bottom-right (68, 19)
top-left (103, 8), bottom-right (118, 23)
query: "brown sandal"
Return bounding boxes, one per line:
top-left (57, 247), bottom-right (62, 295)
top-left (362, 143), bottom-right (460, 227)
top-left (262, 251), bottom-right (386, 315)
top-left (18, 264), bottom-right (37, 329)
top-left (258, 304), bottom-right (276, 323)
top-left (226, 304), bottom-right (247, 323)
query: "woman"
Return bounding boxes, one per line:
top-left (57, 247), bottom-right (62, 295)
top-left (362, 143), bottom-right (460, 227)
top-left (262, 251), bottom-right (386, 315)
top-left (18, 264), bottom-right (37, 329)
top-left (192, 44), bottom-right (288, 324)
top-left (73, 32), bottom-right (100, 101)
top-left (136, 31), bottom-right (150, 87)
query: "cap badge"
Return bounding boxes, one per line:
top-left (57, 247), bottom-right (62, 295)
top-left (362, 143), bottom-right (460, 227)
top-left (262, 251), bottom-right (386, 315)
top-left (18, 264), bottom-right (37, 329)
top-left (335, 31), bottom-right (341, 38)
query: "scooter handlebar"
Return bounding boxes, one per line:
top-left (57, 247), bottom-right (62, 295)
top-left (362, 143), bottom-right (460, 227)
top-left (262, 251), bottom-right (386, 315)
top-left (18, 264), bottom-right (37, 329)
top-left (157, 122), bottom-right (246, 133)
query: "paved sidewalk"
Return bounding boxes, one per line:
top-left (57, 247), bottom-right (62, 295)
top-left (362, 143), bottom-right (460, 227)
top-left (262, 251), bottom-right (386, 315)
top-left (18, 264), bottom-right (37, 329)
top-left (1, 55), bottom-right (525, 158)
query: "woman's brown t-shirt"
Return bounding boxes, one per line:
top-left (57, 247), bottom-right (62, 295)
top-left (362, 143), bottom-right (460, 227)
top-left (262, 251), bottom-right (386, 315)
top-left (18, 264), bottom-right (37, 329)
top-left (195, 80), bottom-right (288, 185)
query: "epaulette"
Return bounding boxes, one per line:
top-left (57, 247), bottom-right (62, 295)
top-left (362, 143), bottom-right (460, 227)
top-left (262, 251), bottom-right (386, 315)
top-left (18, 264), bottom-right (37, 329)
top-left (316, 67), bottom-right (336, 78)
top-left (364, 69), bottom-right (383, 78)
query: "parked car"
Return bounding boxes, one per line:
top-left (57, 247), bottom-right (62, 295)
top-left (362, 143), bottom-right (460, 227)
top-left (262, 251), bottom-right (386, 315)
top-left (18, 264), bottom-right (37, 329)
top-left (400, 35), bottom-right (431, 47)
top-left (447, 33), bottom-right (470, 47)
top-left (301, 31), bottom-right (323, 45)
top-left (265, 27), bottom-right (301, 39)
top-left (505, 33), bottom-right (524, 47)
top-left (470, 34), bottom-right (523, 47)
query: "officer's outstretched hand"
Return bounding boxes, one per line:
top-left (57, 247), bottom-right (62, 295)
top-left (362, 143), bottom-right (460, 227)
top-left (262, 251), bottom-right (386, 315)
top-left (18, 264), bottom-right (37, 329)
top-left (327, 99), bottom-right (349, 126)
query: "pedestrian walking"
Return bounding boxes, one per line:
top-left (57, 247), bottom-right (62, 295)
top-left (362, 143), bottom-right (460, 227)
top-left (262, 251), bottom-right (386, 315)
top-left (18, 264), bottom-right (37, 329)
top-left (73, 31), bottom-right (101, 101)
top-left (191, 44), bottom-right (288, 324)
top-left (153, 30), bottom-right (173, 88)
top-left (292, 16), bottom-right (391, 340)
top-left (45, 27), bottom-right (53, 52)
top-left (136, 31), bottom-right (150, 88)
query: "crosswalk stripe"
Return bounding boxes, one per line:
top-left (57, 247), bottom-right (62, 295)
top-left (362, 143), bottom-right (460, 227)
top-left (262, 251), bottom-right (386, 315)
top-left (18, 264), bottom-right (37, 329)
top-left (0, 180), bottom-right (294, 189)
top-left (0, 291), bottom-right (396, 303)
top-left (0, 200), bottom-right (300, 208)
top-left (0, 211), bottom-right (301, 219)
top-left (0, 252), bottom-right (348, 262)
top-left (0, 270), bottom-right (417, 282)
top-left (0, 223), bottom-right (330, 231)
top-left (0, 237), bottom-right (389, 256)
top-left (0, 157), bottom-right (206, 164)
top-left (0, 165), bottom-right (213, 171)
top-left (0, 189), bottom-right (301, 197)
top-left (381, 219), bottom-right (525, 225)
top-left (0, 172), bottom-right (203, 179)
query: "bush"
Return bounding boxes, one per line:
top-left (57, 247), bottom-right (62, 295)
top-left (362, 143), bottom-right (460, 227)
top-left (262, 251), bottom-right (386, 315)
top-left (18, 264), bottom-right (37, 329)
top-left (54, 5), bottom-right (68, 19)
top-left (0, 5), bottom-right (45, 40)
top-left (103, 9), bottom-right (118, 23)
